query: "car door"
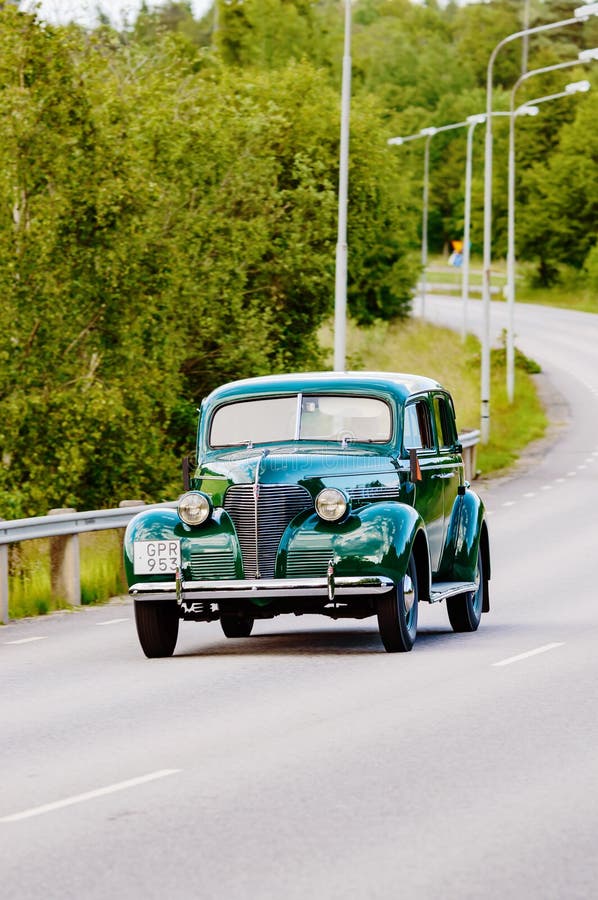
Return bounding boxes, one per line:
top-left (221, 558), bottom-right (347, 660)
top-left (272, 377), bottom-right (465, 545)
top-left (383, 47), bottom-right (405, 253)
top-left (431, 392), bottom-right (462, 557)
top-left (403, 395), bottom-right (445, 572)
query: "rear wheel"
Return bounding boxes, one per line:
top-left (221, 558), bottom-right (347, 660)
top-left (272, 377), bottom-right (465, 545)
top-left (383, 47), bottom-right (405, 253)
top-left (376, 553), bottom-right (418, 653)
top-left (447, 546), bottom-right (484, 633)
top-left (220, 613), bottom-right (254, 638)
top-left (134, 600), bottom-right (179, 658)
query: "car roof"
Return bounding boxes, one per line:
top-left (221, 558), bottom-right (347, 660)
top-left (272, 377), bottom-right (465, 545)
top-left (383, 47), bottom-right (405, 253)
top-left (204, 372), bottom-right (445, 405)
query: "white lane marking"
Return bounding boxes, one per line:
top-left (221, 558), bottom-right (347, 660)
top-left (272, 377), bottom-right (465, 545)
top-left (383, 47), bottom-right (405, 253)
top-left (95, 618), bottom-right (129, 627)
top-left (523, 492), bottom-right (535, 498)
top-left (492, 642), bottom-right (564, 668)
top-left (541, 485), bottom-right (552, 491)
top-left (4, 636), bottom-right (47, 645)
top-left (0, 769), bottom-right (181, 823)
top-left (567, 471), bottom-right (577, 477)
top-left (555, 477), bottom-right (565, 483)
top-left (577, 464), bottom-right (587, 470)
top-left (502, 501), bottom-right (515, 507)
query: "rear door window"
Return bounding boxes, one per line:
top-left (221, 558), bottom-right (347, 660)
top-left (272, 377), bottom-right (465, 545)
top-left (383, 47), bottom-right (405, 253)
top-left (403, 399), bottom-right (434, 452)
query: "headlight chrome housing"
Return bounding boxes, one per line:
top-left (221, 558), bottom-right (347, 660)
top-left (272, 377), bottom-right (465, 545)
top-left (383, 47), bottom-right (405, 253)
top-left (178, 491), bottom-right (212, 527)
top-left (315, 488), bottom-right (349, 523)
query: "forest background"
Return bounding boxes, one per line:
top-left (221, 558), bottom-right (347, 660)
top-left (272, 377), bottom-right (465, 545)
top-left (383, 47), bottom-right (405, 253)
top-left (1, 0), bottom-right (597, 517)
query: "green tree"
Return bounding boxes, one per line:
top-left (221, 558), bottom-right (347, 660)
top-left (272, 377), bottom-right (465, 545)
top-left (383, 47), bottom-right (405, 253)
top-left (216, 0), bottom-right (320, 67)
top-left (0, 9), bottom-right (418, 515)
top-left (0, 10), bottom-right (186, 515)
top-left (517, 86), bottom-right (598, 283)
top-left (132, 0), bottom-right (213, 48)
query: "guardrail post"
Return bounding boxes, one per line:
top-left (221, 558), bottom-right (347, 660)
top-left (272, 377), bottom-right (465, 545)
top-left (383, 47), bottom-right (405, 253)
top-left (0, 520), bottom-right (8, 624)
top-left (48, 509), bottom-right (80, 606)
top-left (118, 501), bottom-right (145, 586)
top-left (464, 444), bottom-right (477, 482)
top-left (458, 429), bottom-right (480, 482)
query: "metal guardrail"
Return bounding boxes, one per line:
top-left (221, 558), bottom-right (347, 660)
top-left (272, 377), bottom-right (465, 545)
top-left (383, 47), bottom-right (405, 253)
top-left (0, 429), bottom-right (480, 624)
top-left (460, 428), bottom-right (481, 448)
top-left (0, 505), bottom-right (162, 546)
top-left (416, 281), bottom-right (501, 296)
top-left (459, 429), bottom-right (481, 484)
top-left (0, 502), bottom-right (176, 625)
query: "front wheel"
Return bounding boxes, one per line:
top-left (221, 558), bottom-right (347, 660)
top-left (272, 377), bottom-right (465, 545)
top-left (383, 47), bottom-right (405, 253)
top-left (376, 553), bottom-right (418, 653)
top-left (134, 600), bottom-right (179, 658)
top-left (447, 546), bottom-right (484, 633)
top-left (220, 613), bottom-right (254, 638)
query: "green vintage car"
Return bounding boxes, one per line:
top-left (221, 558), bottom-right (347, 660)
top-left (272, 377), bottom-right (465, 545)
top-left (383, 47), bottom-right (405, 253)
top-left (124, 372), bottom-right (490, 656)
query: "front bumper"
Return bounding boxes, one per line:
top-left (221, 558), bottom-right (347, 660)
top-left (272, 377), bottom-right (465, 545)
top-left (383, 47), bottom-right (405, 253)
top-left (129, 575), bottom-right (395, 604)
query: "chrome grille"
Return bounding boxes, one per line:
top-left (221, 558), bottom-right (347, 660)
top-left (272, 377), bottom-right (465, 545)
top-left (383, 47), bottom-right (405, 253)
top-left (224, 484), bottom-right (313, 578)
top-left (348, 485), bottom-right (400, 503)
top-left (286, 548), bottom-right (333, 578)
top-left (188, 550), bottom-right (237, 580)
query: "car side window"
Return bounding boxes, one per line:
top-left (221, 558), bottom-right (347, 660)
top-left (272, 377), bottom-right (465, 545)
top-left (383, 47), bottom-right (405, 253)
top-left (403, 399), bottom-right (434, 452)
top-left (434, 395), bottom-right (457, 449)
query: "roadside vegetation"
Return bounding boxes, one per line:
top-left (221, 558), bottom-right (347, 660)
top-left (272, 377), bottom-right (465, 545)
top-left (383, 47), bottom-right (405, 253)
top-left (9, 317), bottom-right (546, 620)
top-left (8, 533), bottom-right (126, 619)
top-left (1, 1), bottom-right (596, 520)
top-left (0, 1), bottom-right (592, 616)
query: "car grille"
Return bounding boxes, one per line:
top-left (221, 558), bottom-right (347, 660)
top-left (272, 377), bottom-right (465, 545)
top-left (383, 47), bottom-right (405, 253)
top-left (285, 547), bottom-right (333, 578)
top-left (224, 484), bottom-right (313, 578)
top-left (188, 550), bottom-right (237, 580)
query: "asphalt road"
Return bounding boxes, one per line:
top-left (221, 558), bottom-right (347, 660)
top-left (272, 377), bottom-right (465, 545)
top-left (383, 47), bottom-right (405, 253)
top-left (2, 297), bottom-right (598, 899)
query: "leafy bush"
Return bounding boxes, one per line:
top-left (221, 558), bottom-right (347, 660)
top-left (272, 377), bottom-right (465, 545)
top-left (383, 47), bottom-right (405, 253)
top-left (583, 244), bottom-right (598, 294)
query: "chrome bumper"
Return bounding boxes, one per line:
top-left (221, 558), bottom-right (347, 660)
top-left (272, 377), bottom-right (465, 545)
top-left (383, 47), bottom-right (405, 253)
top-left (129, 575), bottom-right (395, 603)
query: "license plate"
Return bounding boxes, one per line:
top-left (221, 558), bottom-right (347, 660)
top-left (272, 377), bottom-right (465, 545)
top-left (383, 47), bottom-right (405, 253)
top-left (133, 540), bottom-right (181, 575)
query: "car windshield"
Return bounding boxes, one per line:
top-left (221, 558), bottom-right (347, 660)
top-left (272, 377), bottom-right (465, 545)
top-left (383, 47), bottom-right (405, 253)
top-left (209, 394), bottom-right (392, 447)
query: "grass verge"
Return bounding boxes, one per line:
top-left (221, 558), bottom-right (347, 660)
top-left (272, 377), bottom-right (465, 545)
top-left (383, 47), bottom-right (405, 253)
top-left (8, 531), bottom-right (126, 620)
top-left (426, 254), bottom-right (598, 314)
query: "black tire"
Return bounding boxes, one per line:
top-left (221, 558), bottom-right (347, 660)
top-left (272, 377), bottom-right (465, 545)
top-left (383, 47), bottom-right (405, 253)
top-left (376, 553), bottom-right (418, 653)
top-left (447, 546), bottom-right (484, 633)
top-left (134, 600), bottom-right (179, 658)
top-left (220, 614), bottom-right (254, 638)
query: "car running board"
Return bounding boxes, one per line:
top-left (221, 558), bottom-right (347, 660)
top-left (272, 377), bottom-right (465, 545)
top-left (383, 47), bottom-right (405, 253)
top-left (429, 580), bottom-right (478, 604)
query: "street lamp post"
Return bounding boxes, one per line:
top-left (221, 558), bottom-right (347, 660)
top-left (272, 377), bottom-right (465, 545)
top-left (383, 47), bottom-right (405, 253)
top-left (505, 51), bottom-right (598, 401)
top-left (460, 109), bottom-right (536, 339)
top-left (462, 115), bottom-right (486, 340)
top-left (522, 0), bottom-right (530, 74)
top-left (391, 113), bottom-right (507, 341)
top-left (420, 128), bottom-right (435, 319)
top-left (480, 2), bottom-right (598, 442)
top-left (389, 120), bottom-right (467, 319)
top-left (333, 0), bottom-right (352, 372)
top-left (505, 82), bottom-right (591, 401)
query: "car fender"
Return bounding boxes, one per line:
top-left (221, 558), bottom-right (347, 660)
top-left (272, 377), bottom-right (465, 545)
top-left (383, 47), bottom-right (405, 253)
top-left (279, 501), bottom-right (429, 590)
top-left (441, 489), bottom-right (488, 586)
top-left (123, 507), bottom-right (242, 586)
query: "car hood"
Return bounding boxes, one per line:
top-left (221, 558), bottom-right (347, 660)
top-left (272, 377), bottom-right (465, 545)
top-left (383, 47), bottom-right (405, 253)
top-left (193, 445), bottom-right (400, 506)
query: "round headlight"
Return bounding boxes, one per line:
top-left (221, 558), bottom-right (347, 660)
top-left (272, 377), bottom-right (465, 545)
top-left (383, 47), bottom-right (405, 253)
top-left (315, 488), bottom-right (349, 523)
top-left (178, 491), bottom-right (211, 526)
